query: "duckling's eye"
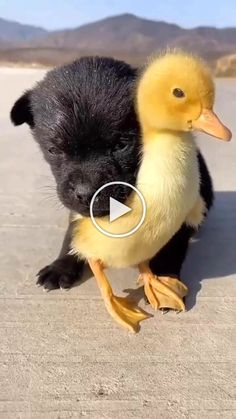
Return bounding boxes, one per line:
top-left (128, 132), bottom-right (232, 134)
top-left (172, 88), bottom-right (185, 98)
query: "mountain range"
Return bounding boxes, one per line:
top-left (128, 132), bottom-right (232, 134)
top-left (0, 14), bottom-right (236, 75)
top-left (0, 17), bottom-right (47, 43)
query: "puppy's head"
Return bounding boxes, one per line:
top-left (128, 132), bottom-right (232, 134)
top-left (11, 57), bottom-right (139, 216)
top-left (11, 57), bottom-right (140, 216)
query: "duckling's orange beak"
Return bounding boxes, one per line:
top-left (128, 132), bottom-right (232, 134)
top-left (192, 109), bottom-right (232, 141)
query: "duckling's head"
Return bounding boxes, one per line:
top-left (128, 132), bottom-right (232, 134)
top-left (137, 51), bottom-right (231, 141)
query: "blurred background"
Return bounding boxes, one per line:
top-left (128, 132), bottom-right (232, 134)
top-left (1, 0), bottom-right (236, 75)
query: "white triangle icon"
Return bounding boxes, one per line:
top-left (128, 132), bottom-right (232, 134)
top-left (109, 197), bottom-right (132, 222)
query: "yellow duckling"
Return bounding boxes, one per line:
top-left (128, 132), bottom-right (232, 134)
top-left (71, 51), bottom-right (231, 332)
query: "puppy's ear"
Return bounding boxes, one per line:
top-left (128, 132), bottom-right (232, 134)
top-left (10, 91), bottom-right (34, 127)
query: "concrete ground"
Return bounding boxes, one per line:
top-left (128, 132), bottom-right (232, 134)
top-left (0, 68), bottom-right (235, 419)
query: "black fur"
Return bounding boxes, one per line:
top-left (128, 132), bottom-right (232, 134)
top-left (11, 57), bottom-right (140, 216)
top-left (36, 220), bottom-right (84, 290)
top-left (11, 56), bottom-right (214, 290)
top-left (11, 92), bottom-right (34, 127)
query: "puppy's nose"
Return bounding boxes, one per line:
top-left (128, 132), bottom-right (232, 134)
top-left (74, 184), bottom-right (93, 205)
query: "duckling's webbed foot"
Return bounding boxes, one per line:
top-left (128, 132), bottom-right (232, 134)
top-left (138, 262), bottom-right (188, 311)
top-left (105, 295), bottom-right (151, 333)
top-left (89, 259), bottom-right (150, 333)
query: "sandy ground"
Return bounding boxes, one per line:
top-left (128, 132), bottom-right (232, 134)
top-left (0, 68), bottom-right (236, 418)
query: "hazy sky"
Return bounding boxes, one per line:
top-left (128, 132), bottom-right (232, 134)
top-left (0, 0), bottom-right (235, 30)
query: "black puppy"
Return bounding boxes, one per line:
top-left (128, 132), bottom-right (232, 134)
top-left (11, 56), bottom-right (214, 290)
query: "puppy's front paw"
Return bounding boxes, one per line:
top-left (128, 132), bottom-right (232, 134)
top-left (36, 255), bottom-right (84, 291)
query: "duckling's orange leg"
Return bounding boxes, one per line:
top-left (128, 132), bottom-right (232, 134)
top-left (88, 259), bottom-right (151, 333)
top-left (138, 262), bottom-right (188, 311)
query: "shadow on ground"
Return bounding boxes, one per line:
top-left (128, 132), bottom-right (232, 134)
top-left (183, 191), bottom-right (236, 309)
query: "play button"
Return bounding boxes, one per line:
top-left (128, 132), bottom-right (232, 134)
top-left (109, 197), bottom-right (132, 222)
top-left (90, 181), bottom-right (146, 238)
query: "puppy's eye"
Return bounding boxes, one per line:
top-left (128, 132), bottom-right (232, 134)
top-left (48, 146), bottom-right (57, 155)
top-left (172, 88), bottom-right (185, 98)
top-left (48, 146), bottom-right (64, 156)
top-left (113, 141), bottom-right (129, 153)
